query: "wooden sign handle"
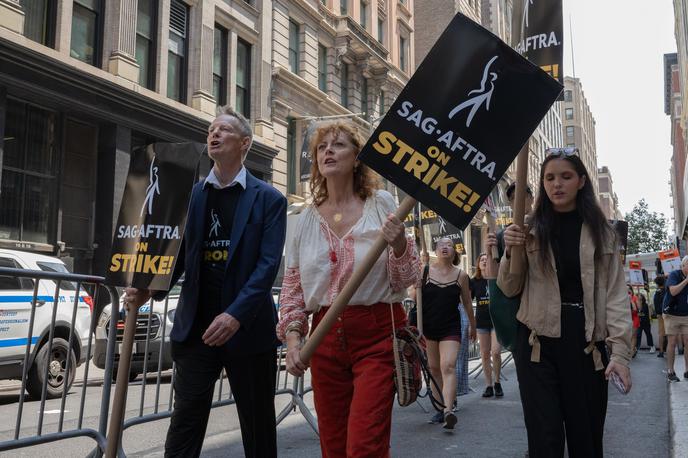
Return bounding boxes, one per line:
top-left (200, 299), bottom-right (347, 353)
top-left (299, 196), bottom-right (417, 363)
top-left (510, 143), bottom-right (530, 275)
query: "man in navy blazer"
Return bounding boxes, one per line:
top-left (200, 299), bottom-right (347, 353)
top-left (124, 106), bottom-right (286, 457)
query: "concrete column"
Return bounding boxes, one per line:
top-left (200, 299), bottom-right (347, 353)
top-left (301, 23), bottom-right (318, 87)
top-left (0, 0), bottom-right (23, 34)
top-left (253, 0), bottom-right (274, 138)
top-left (106, 0), bottom-right (140, 82)
top-left (190, 0), bottom-right (215, 115)
top-left (227, 30), bottom-right (238, 110)
top-left (54, 0), bottom-right (73, 56)
top-left (156, 0), bottom-right (170, 95)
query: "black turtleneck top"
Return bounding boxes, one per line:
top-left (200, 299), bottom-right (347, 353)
top-left (551, 210), bottom-right (584, 304)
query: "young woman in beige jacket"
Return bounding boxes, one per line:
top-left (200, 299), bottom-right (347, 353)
top-left (497, 151), bottom-right (632, 458)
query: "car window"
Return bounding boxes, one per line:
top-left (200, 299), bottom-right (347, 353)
top-left (36, 261), bottom-right (78, 291)
top-left (0, 257), bottom-right (22, 290)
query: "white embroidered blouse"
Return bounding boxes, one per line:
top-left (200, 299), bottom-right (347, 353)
top-left (276, 190), bottom-right (420, 342)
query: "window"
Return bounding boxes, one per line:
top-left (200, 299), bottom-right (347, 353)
top-left (0, 99), bottom-right (58, 245)
top-left (377, 18), bottom-right (384, 43)
top-left (566, 126), bottom-right (575, 137)
top-left (341, 0), bottom-right (348, 15)
top-left (565, 107), bottom-right (574, 120)
top-left (0, 258), bottom-right (32, 290)
top-left (361, 78), bottom-right (368, 119)
top-left (378, 90), bottom-right (385, 116)
top-left (213, 25), bottom-right (228, 105)
top-left (564, 90), bottom-right (572, 102)
top-left (20, 0), bottom-right (55, 47)
top-left (136, 0), bottom-right (156, 89)
top-left (399, 36), bottom-right (407, 72)
top-left (360, 1), bottom-right (367, 29)
top-left (236, 38), bottom-right (251, 118)
top-left (289, 20), bottom-right (300, 74)
top-left (167, 0), bottom-right (188, 102)
top-left (36, 262), bottom-right (77, 290)
top-left (318, 44), bottom-right (327, 92)
top-left (70, 0), bottom-right (102, 65)
top-left (340, 64), bottom-right (349, 107)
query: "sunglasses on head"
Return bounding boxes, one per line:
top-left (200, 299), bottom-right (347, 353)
top-left (546, 147), bottom-right (579, 157)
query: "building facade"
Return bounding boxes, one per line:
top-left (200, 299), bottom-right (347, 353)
top-left (481, 0), bottom-right (512, 46)
top-left (597, 166), bottom-right (623, 221)
top-left (0, 0), bottom-right (413, 276)
top-left (665, 53), bottom-right (686, 238)
top-left (561, 76), bottom-right (599, 195)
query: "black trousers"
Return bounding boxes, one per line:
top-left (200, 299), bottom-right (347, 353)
top-left (164, 340), bottom-right (277, 458)
top-left (636, 320), bottom-right (654, 349)
top-left (513, 306), bottom-right (608, 458)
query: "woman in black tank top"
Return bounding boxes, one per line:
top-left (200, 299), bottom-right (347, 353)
top-left (419, 237), bottom-right (476, 429)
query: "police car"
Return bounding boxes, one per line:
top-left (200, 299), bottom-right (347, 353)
top-left (0, 249), bottom-right (93, 398)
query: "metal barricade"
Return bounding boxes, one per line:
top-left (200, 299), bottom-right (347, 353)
top-left (0, 267), bottom-right (319, 457)
top-left (0, 266), bottom-right (120, 456)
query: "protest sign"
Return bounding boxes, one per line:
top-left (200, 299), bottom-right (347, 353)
top-left (659, 248), bottom-right (681, 275)
top-left (358, 13), bottom-right (562, 232)
top-left (629, 261), bottom-right (644, 286)
top-left (512, 0), bottom-right (564, 85)
top-left (610, 220), bottom-right (629, 264)
top-left (105, 142), bottom-right (203, 291)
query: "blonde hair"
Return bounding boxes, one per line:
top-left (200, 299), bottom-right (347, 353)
top-left (308, 121), bottom-right (379, 206)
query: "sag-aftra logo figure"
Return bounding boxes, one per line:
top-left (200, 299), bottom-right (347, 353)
top-left (448, 56), bottom-right (499, 127)
top-left (141, 158), bottom-right (161, 217)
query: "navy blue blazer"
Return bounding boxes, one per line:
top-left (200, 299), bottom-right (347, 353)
top-left (158, 171), bottom-right (287, 356)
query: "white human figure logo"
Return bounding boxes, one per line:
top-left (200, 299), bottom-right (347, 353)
top-left (437, 216), bottom-right (447, 235)
top-left (141, 159), bottom-right (160, 217)
top-left (209, 209), bottom-right (222, 238)
top-left (448, 55), bottom-right (499, 127)
top-left (523, 0), bottom-right (534, 30)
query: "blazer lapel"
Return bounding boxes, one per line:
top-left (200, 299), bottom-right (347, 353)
top-left (190, 184), bottom-right (209, 249)
top-left (226, 173), bottom-right (258, 266)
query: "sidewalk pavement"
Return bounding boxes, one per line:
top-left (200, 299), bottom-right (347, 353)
top-left (130, 347), bottom-right (669, 457)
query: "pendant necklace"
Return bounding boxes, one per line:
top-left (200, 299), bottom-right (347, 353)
top-left (333, 213), bottom-right (342, 222)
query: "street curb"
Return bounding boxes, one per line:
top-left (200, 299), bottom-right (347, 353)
top-left (669, 358), bottom-right (688, 458)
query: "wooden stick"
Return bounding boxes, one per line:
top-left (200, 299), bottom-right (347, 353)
top-left (300, 196), bottom-right (417, 363)
top-left (106, 304), bottom-right (140, 457)
top-left (416, 203), bottom-right (426, 336)
top-left (510, 143), bottom-right (530, 275)
top-left (485, 212), bottom-right (499, 262)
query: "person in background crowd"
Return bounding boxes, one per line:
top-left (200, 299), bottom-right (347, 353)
top-left (420, 237), bottom-right (476, 428)
top-left (471, 253), bottom-right (503, 398)
top-left (498, 150), bottom-right (632, 457)
top-left (636, 290), bottom-right (655, 353)
top-left (662, 256), bottom-right (688, 382)
top-left (654, 276), bottom-right (668, 357)
top-left (277, 120), bottom-right (420, 457)
top-left (123, 107), bottom-right (287, 458)
top-left (629, 286), bottom-right (640, 358)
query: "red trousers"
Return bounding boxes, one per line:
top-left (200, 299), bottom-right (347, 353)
top-left (310, 302), bottom-right (406, 458)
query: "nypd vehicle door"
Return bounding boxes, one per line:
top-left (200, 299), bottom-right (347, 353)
top-left (0, 256), bottom-right (44, 360)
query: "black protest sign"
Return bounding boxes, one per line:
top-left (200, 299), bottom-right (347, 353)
top-left (512, 0), bottom-right (564, 84)
top-left (105, 143), bottom-right (204, 290)
top-left (610, 220), bottom-right (629, 264)
top-left (483, 179), bottom-right (513, 229)
top-left (358, 13), bottom-right (562, 231)
top-left (300, 122), bottom-right (316, 182)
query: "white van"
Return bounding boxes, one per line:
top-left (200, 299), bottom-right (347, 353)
top-left (0, 249), bottom-right (93, 398)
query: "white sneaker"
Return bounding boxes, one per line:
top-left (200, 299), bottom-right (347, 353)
top-left (650, 346), bottom-right (656, 354)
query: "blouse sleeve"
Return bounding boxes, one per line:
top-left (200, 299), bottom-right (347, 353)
top-left (276, 213), bottom-right (310, 343)
top-left (276, 267), bottom-right (309, 342)
top-left (373, 191), bottom-right (421, 291)
top-left (388, 237), bottom-right (421, 291)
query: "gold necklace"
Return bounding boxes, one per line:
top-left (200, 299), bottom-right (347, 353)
top-left (334, 213), bottom-right (342, 222)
